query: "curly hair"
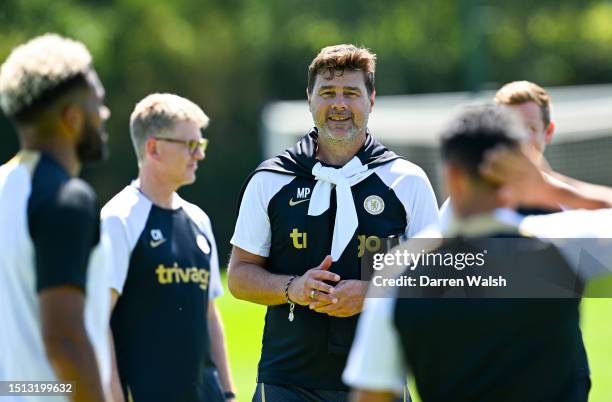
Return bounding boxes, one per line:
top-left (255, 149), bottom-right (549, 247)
top-left (0, 33), bottom-right (93, 119)
top-left (307, 44), bottom-right (376, 95)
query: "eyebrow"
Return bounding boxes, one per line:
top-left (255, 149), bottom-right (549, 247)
top-left (318, 86), bottom-right (362, 92)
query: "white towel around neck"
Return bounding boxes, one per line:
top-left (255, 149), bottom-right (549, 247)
top-left (308, 156), bottom-right (376, 261)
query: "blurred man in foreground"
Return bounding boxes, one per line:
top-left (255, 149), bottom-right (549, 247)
top-left (103, 94), bottom-right (235, 402)
top-left (0, 33), bottom-right (111, 401)
top-left (345, 105), bottom-right (599, 402)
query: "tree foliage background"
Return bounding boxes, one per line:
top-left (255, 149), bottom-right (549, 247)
top-left (2, 0), bottom-right (612, 258)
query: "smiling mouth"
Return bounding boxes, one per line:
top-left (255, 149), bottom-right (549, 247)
top-left (328, 115), bottom-right (351, 122)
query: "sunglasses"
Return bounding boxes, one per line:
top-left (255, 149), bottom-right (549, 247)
top-left (153, 137), bottom-right (209, 155)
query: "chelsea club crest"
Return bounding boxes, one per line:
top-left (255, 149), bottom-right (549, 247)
top-left (364, 195), bottom-right (385, 215)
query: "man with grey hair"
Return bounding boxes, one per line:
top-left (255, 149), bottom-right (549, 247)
top-left (102, 93), bottom-right (236, 402)
top-left (0, 33), bottom-right (110, 401)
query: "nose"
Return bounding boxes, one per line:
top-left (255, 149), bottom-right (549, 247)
top-left (331, 94), bottom-right (348, 111)
top-left (192, 147), bottom-right (205, 161)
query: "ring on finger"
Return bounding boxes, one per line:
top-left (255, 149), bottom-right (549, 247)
top-left (310, 289), bottom-right (317, 300)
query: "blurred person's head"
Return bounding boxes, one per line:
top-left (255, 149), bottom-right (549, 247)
top-left (130, 93), bottom-right (209, 189)
top-left (441, 105), bottom-right (526, 218)
top-left (495, 81), bottom-right (553, 154)
top-left (0, 33), bottom-right (110, 164)
top-left (306, 44), bottom-right (376, 151)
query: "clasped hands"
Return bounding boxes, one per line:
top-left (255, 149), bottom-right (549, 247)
top-left (286, 255), bottom-right (368, 318)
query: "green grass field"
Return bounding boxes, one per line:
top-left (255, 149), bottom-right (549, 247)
top-left (217, 274), bottom-right (612, 401)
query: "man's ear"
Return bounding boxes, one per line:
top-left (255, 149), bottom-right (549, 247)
top-left (145, 137), bottom-right (160, 161)
top-left (369, 89), bottom-right (376, 112)
top-left (544, 121), bottom-right (555, 144)
top-left (60, 104), bottom-right (84, 140)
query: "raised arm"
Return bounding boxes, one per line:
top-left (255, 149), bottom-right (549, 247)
top-left (481, 146), bottom-right (612, 210)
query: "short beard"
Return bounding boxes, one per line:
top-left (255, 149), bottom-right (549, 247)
top-left (318, 123), bottom-right (362, 145)
top-left (77, 120), bottom-right (107, 163)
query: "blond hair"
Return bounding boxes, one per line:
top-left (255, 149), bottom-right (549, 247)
top-left (0, 33), bottom-right (92, 118)
top-left (307, 44), bottom-right (376, 95)
top-left (129, 93), bottom-right (209, 161)
top-left (495, 81), bottom-right (551, 127)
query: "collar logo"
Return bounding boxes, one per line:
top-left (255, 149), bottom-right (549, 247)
top-left (364, 195), bottom-right (385, 215)
top-left (150, 229), bottom-right (166, 248)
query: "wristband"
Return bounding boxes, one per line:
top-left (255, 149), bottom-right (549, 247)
top-left (285, 275), bottom-right (298, 322)
top-left (224, 391), bottom-right (236, 400)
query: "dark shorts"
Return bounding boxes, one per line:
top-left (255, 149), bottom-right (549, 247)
top-left (252, 383), bottom-right (410, 402)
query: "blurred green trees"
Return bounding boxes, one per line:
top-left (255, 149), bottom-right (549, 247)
top-left (1, 0), bottom-right (611, 257)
